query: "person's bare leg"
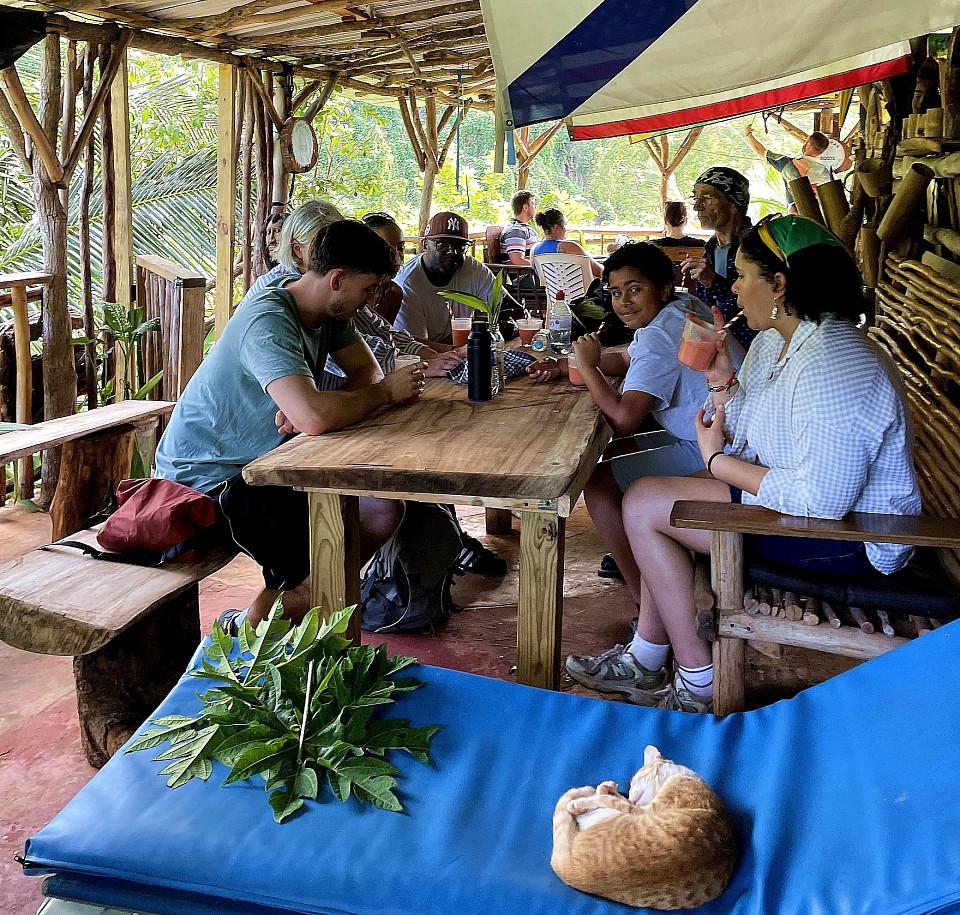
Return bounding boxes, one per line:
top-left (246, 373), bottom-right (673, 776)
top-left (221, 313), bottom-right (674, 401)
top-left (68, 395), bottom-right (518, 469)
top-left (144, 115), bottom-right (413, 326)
top-left (246, 497), bottom-right (404, 627)
top-left (358, 496), bottom-right (404, 565)
top-left (584, 462), bottom-right (643, 603)
top-left (622, 476), bottom-right (729, 667)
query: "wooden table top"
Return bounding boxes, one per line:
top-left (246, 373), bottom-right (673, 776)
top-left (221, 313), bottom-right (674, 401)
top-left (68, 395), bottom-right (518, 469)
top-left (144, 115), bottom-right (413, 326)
top-left (244, 375), bottom-right (610, 514)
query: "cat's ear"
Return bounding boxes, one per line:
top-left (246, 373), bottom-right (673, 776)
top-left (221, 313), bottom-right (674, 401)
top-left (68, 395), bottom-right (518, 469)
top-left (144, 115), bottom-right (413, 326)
top-left (643, 745), bottom-right (662, 766)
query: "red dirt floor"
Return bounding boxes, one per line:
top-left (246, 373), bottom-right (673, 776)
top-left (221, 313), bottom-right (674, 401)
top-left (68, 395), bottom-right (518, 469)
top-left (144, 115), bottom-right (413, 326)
top-left (0, 499), bottom-right (642, 914)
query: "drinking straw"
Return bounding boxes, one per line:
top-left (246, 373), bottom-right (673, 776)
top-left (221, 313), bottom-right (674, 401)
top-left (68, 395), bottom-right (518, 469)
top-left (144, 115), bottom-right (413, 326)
top-left (721, 311), bottom-right (744, 331)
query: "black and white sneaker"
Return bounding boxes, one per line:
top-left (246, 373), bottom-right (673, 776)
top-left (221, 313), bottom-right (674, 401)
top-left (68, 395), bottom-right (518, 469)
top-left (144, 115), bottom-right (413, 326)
top-left (455, 535), bottom-right (508, 577)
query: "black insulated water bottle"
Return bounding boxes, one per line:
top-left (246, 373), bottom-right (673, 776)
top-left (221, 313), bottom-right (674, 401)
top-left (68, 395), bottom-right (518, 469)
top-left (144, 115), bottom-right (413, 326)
top-left (467, 316), bottom-right (492, 402)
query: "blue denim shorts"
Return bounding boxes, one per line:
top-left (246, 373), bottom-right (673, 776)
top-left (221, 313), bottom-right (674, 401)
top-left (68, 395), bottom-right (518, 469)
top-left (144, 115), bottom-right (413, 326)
top-left (729, 485), bottom-right (875, 577)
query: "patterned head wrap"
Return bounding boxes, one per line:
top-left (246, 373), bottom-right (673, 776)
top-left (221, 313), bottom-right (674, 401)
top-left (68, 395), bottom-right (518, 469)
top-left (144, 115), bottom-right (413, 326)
top-left (694, 167), bottom-right (750, 214)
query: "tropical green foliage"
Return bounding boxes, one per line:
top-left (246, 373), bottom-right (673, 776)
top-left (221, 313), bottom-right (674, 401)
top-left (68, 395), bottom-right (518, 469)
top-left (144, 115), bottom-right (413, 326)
top-left (126, 604), bottom-right (439, 823)
top-left (0, 44), bottom-right (852, 303)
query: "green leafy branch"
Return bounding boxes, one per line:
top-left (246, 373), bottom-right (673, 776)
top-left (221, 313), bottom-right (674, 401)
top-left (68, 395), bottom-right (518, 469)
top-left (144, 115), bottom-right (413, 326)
top-left (440, 268), bottom-right (506, 330)
top-left (126, 603), bottom-right (438, 823)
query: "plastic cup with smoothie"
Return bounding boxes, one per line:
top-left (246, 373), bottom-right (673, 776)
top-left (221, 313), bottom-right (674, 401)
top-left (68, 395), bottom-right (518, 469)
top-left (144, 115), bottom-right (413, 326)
top-left (517, 317), bottom-right (543, 347)
top-left (393, 354), bottom-right (424, 404)
top-left (451, 318), bottom-right (472, 348)
top-left (677, 316), bottom-right (721, 372)
top-left (567, 352), bottom-right (586, 387)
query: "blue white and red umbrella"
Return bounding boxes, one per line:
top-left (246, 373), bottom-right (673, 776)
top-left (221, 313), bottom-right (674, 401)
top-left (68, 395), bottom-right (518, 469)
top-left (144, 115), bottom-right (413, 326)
top-left (480, 0), bottom-right (959, 139)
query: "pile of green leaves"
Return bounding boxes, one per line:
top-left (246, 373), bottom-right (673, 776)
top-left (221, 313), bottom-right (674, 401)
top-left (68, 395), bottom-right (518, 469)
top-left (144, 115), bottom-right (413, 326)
top-left (126, 605), bottom-right (439, 823)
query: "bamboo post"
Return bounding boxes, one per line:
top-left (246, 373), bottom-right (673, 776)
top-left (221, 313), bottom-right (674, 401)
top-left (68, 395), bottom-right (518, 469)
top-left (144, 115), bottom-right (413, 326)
top-left (817, 179), bottom-right (850, 238)
top-left (215, 63), bottom-right (238, 337)
top-left (860, 224), bottom-right (881, 288)
top-left (788, 176), bottom-right (825, 225)
top-left (111, 48), bottom-right (134, 400)
top-left (877, 163), bottom-right (935, 246)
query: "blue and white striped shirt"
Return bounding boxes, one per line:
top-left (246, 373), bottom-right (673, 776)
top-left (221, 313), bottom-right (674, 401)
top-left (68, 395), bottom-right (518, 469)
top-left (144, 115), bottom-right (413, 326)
top-left (717, 317), bottom-right (921, 573)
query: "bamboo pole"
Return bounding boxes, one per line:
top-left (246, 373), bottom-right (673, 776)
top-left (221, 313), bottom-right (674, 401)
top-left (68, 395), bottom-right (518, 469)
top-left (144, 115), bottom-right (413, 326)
top-left (79, 42), bottom-right (97, 410)
top-left (215, 64), bottom-right (238, 337)
top-left (788, 176), bottom-right (825, 225)
top-left (877, 163), bottom-right (935, 245)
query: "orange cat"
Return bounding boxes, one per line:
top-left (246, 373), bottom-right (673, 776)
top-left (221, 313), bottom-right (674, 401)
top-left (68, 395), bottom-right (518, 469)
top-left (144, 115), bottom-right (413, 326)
top-left (551, 745), bottom-right (738, 910)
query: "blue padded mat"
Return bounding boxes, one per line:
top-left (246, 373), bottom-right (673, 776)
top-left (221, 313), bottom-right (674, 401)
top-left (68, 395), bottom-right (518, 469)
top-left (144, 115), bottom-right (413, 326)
top-left (24, 623), bottom-right (960, 915)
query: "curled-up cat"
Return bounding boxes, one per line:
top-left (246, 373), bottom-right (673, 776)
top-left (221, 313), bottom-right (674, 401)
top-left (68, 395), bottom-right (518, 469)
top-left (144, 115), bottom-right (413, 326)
top-left (551, 745), bottom-right (738, 910)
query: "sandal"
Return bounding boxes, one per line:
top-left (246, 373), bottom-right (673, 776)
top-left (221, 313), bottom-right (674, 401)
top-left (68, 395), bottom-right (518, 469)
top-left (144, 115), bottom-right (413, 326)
top-left (455, 535), bottom-right (507, 577)
top-left (598, 553), bottom-right (625, 580)
top-left (217, 608), bottom-right (246, 637)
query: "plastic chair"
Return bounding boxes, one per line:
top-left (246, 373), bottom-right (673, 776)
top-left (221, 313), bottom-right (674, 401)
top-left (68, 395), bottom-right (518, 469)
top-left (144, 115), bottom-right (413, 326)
top-left (533, 253), bottom-right (593, 301)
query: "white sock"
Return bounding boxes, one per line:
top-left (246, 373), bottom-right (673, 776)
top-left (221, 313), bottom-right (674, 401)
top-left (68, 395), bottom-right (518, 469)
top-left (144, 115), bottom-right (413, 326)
top-left (676, 663), bottom-right (714, 699)
top-left (627, 635), bottom-right (670, 671)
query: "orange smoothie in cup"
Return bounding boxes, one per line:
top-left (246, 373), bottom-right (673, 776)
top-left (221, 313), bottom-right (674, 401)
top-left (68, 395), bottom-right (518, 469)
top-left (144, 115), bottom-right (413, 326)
top-left (517, 318), bottom-right (543, 346)
top-left (677, 316), bottom-right (720, 371)
top-left (568, 353), bottom-right (586, 387)
top-left (451, 318), bottom-right (472, 348)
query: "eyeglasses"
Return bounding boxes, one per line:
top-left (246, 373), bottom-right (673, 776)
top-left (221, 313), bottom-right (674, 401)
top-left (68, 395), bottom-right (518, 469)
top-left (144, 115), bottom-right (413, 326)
top-left (430, 239), bottom-right (468, 252)
top-left (688, 193), bottom-right (719, 206)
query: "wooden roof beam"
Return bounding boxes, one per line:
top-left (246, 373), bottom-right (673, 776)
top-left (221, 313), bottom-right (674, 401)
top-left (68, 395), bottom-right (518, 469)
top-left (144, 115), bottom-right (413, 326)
top-left (245, 1), bottom-right (481, 46)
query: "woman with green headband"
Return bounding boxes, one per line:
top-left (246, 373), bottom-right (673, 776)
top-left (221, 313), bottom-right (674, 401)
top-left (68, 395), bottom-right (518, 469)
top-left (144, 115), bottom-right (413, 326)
top-left (565, 215), bottom-right (920, 715)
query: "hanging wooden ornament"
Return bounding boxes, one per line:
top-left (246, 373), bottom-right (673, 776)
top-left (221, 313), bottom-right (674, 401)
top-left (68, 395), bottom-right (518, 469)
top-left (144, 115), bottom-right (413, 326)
top-left (279, 117), bottom-right (318, 174)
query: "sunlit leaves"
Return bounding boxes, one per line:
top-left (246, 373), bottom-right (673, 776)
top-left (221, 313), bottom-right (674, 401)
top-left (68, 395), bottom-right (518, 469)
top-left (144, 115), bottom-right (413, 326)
top-left (126, 604), bottom-right (438, 823)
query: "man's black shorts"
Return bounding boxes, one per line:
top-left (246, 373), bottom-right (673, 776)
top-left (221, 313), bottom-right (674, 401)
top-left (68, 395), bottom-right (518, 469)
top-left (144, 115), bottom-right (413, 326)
top-left (215, 476), bottom-right (309, 591)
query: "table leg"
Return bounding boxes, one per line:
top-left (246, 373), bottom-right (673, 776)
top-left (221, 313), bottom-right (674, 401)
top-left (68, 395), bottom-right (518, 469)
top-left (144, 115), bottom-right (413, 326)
top-left (308, 491), bottom-right (361, 644)
top-left (711, 530), bottom-right (745, 715)
top-left (485, 507), bottom-right (513, 535)
top-left (517, 510), bottom-right (565, 689)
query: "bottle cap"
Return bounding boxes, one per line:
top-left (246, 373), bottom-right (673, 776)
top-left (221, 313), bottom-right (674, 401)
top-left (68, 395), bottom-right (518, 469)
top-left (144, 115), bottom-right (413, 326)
top-left (555, 289), bottom-right (565, 299)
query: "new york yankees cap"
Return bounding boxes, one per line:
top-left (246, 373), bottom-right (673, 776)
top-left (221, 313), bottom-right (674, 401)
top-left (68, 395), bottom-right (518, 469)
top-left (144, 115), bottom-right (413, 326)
top-left (424, 211), bottom-right (469, 241)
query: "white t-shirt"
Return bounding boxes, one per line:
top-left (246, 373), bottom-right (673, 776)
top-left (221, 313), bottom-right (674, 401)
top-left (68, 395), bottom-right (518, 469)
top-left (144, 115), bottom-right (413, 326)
top-left (394, 254), bottom-right (496, 343)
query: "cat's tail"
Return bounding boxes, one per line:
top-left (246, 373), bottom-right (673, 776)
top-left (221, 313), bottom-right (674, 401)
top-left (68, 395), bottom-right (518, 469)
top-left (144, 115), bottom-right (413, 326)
top-left (551, 786), bottom-right (593, 873)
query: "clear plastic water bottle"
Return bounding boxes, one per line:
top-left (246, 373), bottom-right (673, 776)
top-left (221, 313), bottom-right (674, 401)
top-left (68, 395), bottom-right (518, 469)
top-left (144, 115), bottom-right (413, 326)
top-left (548, 288), bottom-right (572, 354)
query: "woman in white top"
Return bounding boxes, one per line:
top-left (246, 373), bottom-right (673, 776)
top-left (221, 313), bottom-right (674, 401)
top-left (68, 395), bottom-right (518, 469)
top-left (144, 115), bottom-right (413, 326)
top-left (566, 216), bottom-right (920, 714)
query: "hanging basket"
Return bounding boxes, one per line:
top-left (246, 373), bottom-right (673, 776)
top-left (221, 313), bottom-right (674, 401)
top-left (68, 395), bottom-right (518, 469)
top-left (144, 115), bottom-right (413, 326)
top-left (279, 117), bottom-right (318, 174)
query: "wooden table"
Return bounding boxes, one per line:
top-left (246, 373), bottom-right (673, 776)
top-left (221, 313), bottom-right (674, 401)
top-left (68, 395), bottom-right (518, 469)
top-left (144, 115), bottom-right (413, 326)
top-left (244, 375), bottom-right (611, 689)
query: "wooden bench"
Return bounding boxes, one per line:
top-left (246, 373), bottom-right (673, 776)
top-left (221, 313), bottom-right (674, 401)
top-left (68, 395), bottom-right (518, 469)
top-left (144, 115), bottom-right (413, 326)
top-left (0, 400), bottom-right (239, 767)
top-left (0, 526), bottom-right (237, 768)
top-left (671, 501), bottom-right (960, 715)
top-left (0, 400), bottom-right (175, 539)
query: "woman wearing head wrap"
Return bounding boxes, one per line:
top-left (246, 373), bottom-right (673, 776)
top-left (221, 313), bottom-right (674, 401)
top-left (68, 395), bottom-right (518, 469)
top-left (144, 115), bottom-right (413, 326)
top-left (566, 216), bottom-right (920, 715)
top-left (681, 167), bottom-right (756, 349)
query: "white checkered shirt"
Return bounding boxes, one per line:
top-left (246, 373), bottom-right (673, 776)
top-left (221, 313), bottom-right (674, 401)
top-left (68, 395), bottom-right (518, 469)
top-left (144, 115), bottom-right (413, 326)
top-left (717, 317), bottom-right (921, 573)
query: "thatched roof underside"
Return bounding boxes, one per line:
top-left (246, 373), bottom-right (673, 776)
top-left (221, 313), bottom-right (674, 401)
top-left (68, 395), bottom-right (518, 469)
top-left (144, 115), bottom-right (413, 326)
top-left (9, 0), bottom-right (495, 108)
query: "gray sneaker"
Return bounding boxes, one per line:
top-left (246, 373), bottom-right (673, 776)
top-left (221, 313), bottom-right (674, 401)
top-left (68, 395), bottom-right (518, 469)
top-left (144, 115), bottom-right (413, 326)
top-left (658, 683), bottom-right (714, 715)
top-left (565, 645), bottom-right (670, 706)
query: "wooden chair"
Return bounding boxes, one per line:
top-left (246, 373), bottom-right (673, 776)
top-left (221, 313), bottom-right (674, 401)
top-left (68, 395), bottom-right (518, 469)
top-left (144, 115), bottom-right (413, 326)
top-left (532, 252), bottom-right (593, 301)
top-left (483, 225), bottom-right (503, 264)
top-left (670, 501), bottom-right (960, 715)
top-left (656, 244), bottom-right (705, 293)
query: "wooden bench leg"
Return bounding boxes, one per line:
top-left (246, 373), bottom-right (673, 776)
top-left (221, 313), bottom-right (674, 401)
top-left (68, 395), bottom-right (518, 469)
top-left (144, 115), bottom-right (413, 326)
top-left (712, 637), bottom-right (745, 715)
top-left (485, 508), bottom-right (513, 535)
top-left (73, 585), bottom-right (201, 768)
top-left (711, 530), bottom-right (746, 715)
top-left (50, 425), bottom-right (136, 540)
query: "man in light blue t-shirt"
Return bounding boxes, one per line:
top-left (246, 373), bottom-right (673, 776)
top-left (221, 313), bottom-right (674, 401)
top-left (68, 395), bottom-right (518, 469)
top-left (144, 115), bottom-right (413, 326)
top-left (156, 220), bottom-right (422, 630)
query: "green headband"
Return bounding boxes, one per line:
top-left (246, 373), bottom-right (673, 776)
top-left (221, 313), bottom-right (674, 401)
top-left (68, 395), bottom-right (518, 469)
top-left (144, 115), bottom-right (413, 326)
top-left (758, 215), bottom-right (843, 266)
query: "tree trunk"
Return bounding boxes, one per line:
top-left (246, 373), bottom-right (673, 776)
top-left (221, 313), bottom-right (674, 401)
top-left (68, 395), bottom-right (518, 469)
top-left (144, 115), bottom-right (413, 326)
top-left (80, 42), bottom-right (98, 409)
top-left (419, 159), bottom-right (438, 236)
top-left (37, 34), bottom-right (76, 505)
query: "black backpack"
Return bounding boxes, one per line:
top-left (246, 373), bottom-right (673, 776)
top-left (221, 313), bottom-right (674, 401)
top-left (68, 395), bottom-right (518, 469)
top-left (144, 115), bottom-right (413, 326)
top-left (360, 502), bottom-right (464, 633)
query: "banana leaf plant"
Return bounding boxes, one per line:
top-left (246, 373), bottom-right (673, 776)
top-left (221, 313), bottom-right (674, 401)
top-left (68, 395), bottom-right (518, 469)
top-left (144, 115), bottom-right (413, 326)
top-left (438, 268), bottom-right (506, 330)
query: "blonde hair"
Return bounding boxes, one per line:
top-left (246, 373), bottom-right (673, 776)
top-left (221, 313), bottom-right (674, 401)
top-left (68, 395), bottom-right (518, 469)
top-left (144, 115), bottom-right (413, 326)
top-left (276, 200), bottom-right (344, 269)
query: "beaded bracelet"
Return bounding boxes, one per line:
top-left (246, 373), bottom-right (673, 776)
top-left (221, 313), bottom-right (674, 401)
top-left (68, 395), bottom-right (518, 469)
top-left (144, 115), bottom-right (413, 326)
top-left (706, 450), bottom-right (726, 475)
top-left (707, 372), bottom-right (739, 394)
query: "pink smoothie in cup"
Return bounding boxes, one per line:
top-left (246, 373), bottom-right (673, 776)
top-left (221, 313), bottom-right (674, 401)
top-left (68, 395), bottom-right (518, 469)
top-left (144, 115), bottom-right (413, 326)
top-left (677, 316), bottom-right (720, 371)
top-left (517, 318), bottom-right (543, 346)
